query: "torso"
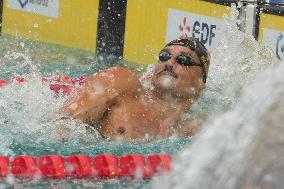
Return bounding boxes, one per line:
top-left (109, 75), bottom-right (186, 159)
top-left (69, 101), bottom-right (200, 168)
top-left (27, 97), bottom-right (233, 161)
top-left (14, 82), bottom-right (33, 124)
top-left (63, 67), bottom-right (195, 141)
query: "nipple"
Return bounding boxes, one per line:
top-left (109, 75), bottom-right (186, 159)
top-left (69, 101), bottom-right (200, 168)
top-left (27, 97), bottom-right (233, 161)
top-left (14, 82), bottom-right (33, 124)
top-left (117, 127), bottom-right (126, 135)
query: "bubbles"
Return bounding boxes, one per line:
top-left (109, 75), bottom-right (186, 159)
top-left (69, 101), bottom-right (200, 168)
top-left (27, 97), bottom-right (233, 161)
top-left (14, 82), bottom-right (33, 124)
top-left (91, 83), bottom-right (105, 96)
top-left (20, 42), bottom-right (25, 48)
top-left (98, 55), bottom-right (104, 62)
top-left (66, 56), bottom-right (77, 65)
top-left (140, 64), bottom-right (155, 91)
top-left (5, 175), bottom-right (15, 185)
top-left (159, 75), bottom-right (173, 89)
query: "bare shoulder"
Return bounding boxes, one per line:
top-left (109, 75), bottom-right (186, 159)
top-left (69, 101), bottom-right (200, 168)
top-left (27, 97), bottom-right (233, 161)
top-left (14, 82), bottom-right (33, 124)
top-left (86, 67), bottom-right (140, 83)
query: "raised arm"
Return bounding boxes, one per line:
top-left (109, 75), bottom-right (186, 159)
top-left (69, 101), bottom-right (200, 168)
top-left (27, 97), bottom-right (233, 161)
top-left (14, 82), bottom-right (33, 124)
top-left (63, 67), bottom-right (142, 126)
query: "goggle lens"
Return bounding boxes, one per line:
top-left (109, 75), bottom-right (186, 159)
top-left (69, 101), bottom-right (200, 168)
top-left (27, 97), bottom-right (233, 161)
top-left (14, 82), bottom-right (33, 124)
top-left (158, 51), bottom-right (171, 62)
top-left (158, 51), bottom-right (206, 83)
top-left (176, 55), bottom-right (192, 66)
top-left (158, 51), bottom-right (196, 67)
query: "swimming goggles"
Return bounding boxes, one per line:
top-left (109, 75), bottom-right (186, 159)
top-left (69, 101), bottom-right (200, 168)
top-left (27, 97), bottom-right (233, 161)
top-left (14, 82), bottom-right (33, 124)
top-left (158, 51), bottom-right (206, 83)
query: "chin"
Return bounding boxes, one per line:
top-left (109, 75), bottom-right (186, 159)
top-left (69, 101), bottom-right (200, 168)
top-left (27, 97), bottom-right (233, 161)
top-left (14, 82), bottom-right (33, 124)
top-left (153, 79), bottom-right (175, 91)
top-left (156, 75), bottom-right (177, 88)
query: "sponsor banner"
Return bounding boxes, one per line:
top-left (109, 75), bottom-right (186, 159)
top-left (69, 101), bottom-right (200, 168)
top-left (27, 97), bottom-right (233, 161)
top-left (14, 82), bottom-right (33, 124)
top-left (3, 0), bottom-right (99, 51)
top-left (262, 29), bottom-right (284, 60)
top-left (268, 0), bottom-right (284, 4)
top-left (166, 8), bottom-right (225, 51)
top-left (123, 0), bottom-right (229, 64)
top-left (7, 0), bottom-right (59, 18)
top-left (259, 13), bottom-right (284, 61)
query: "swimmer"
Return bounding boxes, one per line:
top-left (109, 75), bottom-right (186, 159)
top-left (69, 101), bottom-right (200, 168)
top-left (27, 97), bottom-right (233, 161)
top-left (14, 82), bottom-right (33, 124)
top-left (62, 36), bottom-right (210, 141)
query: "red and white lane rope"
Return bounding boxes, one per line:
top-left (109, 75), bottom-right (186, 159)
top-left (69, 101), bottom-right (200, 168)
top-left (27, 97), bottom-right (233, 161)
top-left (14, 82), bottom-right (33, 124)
top-left (0, 75), bottom-right (85, 95)
top-left (0, 154), bottom-right (171, 179)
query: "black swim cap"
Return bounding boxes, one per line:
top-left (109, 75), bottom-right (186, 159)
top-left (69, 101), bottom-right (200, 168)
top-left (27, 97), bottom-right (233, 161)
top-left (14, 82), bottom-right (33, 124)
top-left (165, 37), bottom-right (210, 83)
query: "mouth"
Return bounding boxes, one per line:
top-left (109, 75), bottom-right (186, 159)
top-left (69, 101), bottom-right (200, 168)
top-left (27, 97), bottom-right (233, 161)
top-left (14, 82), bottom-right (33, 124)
top-left (157, 70), bottom-right (178, 78)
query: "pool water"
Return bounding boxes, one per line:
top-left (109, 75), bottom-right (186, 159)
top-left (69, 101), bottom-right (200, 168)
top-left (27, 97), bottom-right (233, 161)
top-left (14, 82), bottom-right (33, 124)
top-left (0, 6), bottom-right (279, 188)
top-left (0, 34), bottom-right (191, 188)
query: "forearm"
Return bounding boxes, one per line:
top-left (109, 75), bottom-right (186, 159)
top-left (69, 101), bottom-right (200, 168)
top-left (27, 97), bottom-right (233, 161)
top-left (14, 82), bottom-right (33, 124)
top-left (86, 67), bottom-right (141, 98)
top-left (62, 67), bottom-right (141, 124)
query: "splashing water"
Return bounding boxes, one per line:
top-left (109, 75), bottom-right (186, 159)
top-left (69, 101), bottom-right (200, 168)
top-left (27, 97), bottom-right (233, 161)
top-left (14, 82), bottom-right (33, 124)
top-left (150, 62), bottom-right (284, 189)
top-left (191, 5), bottom-right (277, 119)
top-left (149, 6), bottom-right (283, 189)
top-left (0, 72), bottom-right (100, 156)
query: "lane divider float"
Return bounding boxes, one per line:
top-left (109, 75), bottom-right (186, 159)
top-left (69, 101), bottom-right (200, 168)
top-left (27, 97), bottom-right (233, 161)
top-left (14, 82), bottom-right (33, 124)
top-left (0, 76), bottom-right (85, 96)
top-left (0, 154), bottom-right (171, 179)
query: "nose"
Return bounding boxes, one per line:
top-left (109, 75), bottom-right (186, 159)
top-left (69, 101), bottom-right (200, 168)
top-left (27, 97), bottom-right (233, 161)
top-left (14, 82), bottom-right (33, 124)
top-left (164, 64), bottom-right (173, 70)
top-left (163, 64), bottom-right (174, 73)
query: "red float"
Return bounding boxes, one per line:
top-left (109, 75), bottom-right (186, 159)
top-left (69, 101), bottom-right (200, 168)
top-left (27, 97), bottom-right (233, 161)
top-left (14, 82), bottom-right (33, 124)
top-left (93, 154), bottom-right (119, 177)
top-left (49, 75), bottom-right (74, 95)
top-left (49, 84), bottom-right (73, 95)
top-left (11, 155), bottom-right (37, 177)
top-left (53, 75), bottom-right (73, 84)
top-left (145, 154), bottom-right (171, 177)
top-left (73, 76), bottom-right (85, 85)
top-left (13, 77), bottom-right (26, 83)
top-left (39, 155), bottom-right (65, 178)
top-left (0, 80), bottom-right (5, 87)
top-left (119, 154), bottom-right (145, 178)
top-left (0, 156), bottom-right (9, 177)
top-left (66, 155), bottom-right (92, 178)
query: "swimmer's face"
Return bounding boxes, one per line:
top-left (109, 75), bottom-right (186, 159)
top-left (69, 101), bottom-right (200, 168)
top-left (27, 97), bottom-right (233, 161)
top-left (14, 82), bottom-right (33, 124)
top-left (152, 45), bottom-right (205, 98)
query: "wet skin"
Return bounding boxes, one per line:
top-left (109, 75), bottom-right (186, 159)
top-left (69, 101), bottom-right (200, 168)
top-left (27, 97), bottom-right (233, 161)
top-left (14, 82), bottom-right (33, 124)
top-left (63, 45), bottom-right (205, 141)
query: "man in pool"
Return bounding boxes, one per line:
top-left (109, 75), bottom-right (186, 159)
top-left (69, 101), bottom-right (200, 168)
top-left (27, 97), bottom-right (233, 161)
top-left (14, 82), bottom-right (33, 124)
top-left (62, 36), bottom-right (210, 141)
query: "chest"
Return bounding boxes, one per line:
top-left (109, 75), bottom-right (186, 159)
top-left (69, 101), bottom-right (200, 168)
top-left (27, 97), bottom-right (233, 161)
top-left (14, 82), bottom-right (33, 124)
top-left (110, 97), bottom-right (163, 127)
top-left (99, 96), bottom-right (173, 139)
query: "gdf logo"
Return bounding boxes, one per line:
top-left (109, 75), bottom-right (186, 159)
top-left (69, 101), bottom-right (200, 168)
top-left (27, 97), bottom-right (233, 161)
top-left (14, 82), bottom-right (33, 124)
top-left (276, 33), bottom-right (284, 60)
top-left (178, 17), bottom-right (216, 46)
